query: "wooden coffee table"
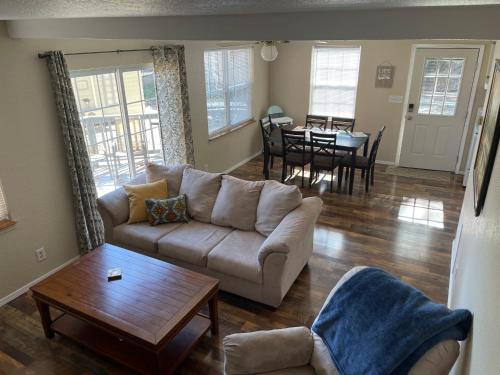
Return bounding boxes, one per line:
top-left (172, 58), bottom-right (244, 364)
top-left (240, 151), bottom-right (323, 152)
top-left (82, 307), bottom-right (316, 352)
top-left (30, 243), bottom-right (219, 374)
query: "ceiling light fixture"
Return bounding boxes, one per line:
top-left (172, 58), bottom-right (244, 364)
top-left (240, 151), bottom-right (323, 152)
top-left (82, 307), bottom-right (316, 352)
top-left (260, 42), bottom-right (279, 62)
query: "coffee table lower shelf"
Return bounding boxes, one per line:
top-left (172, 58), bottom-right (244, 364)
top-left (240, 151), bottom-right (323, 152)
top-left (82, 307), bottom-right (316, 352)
top-left (51, 313), bottom-right (211, 375)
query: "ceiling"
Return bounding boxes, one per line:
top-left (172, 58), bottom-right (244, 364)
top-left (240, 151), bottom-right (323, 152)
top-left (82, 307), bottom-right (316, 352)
top-left (1, 0), bottom-right (500, 19)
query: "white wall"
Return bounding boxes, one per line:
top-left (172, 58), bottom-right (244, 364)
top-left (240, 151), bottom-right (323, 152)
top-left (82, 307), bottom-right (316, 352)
top-left (448, 41), bottom-right (500, 375)
top-left (0, 21), bottom-right (269, 300)
top-left (270, 41), bottom-right (492, 166)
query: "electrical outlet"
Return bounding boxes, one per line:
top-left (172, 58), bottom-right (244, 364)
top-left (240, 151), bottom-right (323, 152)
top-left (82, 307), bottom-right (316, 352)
top-left (35, 247), bottom-right (47, 262)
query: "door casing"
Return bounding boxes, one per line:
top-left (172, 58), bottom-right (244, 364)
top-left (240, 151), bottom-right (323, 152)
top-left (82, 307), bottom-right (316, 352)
top-left (395, 44), bottom-right (485, 174)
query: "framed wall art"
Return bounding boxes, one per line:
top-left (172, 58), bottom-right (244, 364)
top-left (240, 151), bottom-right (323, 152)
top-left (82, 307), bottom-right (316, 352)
top-left (473, 59), bottom-right (500, 216)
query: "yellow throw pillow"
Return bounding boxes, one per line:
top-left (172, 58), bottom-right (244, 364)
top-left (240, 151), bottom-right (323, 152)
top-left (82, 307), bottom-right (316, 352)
top-left (123, 179), bottom-right (168, 224)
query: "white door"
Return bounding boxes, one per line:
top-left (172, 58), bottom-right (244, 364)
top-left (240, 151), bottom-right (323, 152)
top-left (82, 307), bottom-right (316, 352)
top-left (399, 48), bottom-right (480, 171)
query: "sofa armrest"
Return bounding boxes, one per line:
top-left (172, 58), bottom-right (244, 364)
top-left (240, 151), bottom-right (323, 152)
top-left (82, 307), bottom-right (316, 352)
top-left (258, 196), bottom-right (323, 265)
top-left (223, 327), bottom-right (313, 375)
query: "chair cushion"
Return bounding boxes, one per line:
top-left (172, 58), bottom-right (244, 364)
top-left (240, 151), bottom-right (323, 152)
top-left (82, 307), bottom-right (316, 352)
top-left (285, 153), bottom-right (312, 165)
top-left (208, 230), bottom-right (266, 284)
top-left (211, 175), bottom-right (264, 231)
top-left (145, 163), bottom-right (191, 197)
top-left (341, 155), bottom-right (369, 168)
top-left (255, 180), bottom-right (303, 236)
top-left (123, 179), bottom-right (169, 224)
top-left (269, 144), bottom-right (283, 156)
top-left (113, 222), bottom-right (181, 253)
top-left (312, 155), bottom-right (344, 170)
top-left (179, 168), bottom-right (222, 223)
top-left (158, 221), bottom-right (233, 266)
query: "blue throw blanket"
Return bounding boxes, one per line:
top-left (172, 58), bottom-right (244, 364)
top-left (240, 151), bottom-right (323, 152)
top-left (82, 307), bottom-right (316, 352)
top-left (311, 268), bottom-right (472, 375)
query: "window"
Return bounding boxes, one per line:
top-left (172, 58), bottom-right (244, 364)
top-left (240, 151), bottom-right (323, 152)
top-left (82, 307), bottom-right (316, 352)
top-left (309, 46), bottom-right (361, 118)
top-left (71, 66), bottom-right (163, 196)
top-left (0, 179), bottom-right (15, 231)
top-left (0, 179), bottom-right (9, 221)
top-left (417, 58), bottom-right (464, 116)
top-left (204, 48), bottom-right (253, 136)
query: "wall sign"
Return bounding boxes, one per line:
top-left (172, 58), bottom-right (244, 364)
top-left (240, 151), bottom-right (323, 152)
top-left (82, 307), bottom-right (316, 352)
top-left (375, 63), bottom-right (395, 88)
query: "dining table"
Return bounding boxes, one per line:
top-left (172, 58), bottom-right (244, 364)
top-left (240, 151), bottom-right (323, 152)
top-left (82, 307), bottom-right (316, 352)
top-left (263, 124), bottom-right (371, 195)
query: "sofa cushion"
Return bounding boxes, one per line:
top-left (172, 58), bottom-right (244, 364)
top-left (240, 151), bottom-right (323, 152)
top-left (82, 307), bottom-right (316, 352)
top-left (123, 179), bottom-right (169, 224)
top-left (224, 327), bottom-right (314, 375)
top-left (255, 180), bottom-right (303, 236)
top-left (207, 230), bottom-right (266, 284)
top-left (179, 168), bottom-right (222, 223)
top-left (145, 163), bottom-right (191, 198)
top-left (97, 187), bottom-right (130, 226)
top-left (96, 172), bottom-right (147, 226)
top-left (158, 221), bottom-right (233, 266)
top-left (211, 175), bottom-right (264, 231)
top-left (145, 195), bottom-right (189, 225)
top-left (262, 366), bottom-right (316, 375)
top-left (113, 222), bottom-right (181, 253)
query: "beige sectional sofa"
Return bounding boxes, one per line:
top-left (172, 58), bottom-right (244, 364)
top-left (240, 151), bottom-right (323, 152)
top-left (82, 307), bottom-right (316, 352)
top-left (97, 164), bottom-right (323, 307)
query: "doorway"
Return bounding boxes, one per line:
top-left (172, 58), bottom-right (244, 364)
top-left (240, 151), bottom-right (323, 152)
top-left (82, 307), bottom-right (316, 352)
top-left (399, 46), bottom-right (482, 172)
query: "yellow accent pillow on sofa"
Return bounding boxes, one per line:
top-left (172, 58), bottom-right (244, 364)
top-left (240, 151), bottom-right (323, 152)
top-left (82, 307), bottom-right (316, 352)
top-left (123, 179), bottom-right (168, 224)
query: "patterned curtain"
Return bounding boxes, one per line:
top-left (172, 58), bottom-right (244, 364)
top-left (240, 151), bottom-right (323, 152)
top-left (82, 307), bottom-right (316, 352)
top-left (152, 45), bottom-right (195, 166)
top-left (44, 51), bottom-right (105, 254)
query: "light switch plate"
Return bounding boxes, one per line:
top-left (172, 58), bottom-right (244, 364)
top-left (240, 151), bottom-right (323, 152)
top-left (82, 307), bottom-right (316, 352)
top-left (389, 95), bottom-right (404, 104)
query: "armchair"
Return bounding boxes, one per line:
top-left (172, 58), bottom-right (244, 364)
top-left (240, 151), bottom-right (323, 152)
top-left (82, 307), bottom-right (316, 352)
top-left (224, 267), bottom-right (460, 375)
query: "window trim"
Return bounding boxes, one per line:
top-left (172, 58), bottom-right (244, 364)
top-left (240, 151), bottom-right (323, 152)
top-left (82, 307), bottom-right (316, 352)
top-left (70, 64), bottom-right (163, 196)
top-left (203, 46), bottom-right (255, 137)
top-left (0, 180), bottom-right (15, 233)
top-left (308, 45), bottom-right (362, 118)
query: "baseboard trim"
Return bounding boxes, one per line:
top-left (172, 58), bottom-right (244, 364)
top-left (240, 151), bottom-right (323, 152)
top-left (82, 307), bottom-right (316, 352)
top-left (376, 160), bottom-right (396, 166)
top-left (0, 255), bottom-right (80, 307)
top-left (223, 151), bottom-right (261, 174)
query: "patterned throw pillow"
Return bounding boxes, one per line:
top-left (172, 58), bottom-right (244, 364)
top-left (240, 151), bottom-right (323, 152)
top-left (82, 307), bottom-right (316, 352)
top-left (145, 195), bottom-right (189, 226)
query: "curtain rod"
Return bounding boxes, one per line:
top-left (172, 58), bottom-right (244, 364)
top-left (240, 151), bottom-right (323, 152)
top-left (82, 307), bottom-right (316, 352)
top-left (38, 48), bottom-right (154, 59)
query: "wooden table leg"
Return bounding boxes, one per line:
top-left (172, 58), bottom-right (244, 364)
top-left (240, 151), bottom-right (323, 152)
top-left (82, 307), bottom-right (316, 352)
top-left (349, 151), bottom-right (356, 195)
top-left (208, 294), bottom-right (219, 335)
top-left (35, 299), bottom-right (54, 339)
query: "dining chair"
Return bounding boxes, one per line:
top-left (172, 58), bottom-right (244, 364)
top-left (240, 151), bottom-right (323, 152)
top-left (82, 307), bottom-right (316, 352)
top-left (304, 115), bottom-right (329, 130)
top-left (259, 117), bottom-right (282, 177)
top-left (309, 132), bottom-right (344, 192)
top-left (330, 117), bottom-right (355, 132)
top-left (339, 126), bottom-right (386, 192)
top-left (281, 129), bottom-right (312, 187)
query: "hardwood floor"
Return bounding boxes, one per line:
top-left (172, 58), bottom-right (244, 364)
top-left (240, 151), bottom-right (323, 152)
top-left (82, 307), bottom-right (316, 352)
top-left (0, 157), bottom-right (465, 375)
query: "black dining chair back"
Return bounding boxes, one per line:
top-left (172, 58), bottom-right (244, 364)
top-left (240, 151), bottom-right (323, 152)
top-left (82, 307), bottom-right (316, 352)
top-left (368, 126), bottom-right (386, 166)
top-left (305, 115), bottom-right (329, 130)
top-left (281, 129), bottom-right (311, 187)
top-left (310, 132), bottom-right (343, 192)
top-left (259, 117), bottom-right (274, 145)
top-left (259, 117), bottom-right (281, 179)
top-left (339, 126), bottom-right (385, 193)
top-left (330, 117), bottom-right (355, 132)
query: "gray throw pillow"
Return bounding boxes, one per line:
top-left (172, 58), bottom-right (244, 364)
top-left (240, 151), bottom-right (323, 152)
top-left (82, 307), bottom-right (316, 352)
top-left (145, 163), bottom-right (191, 197)
top-left (211, 175), bottom-right (265, 231)
top-left (255, 180), bottom-right (303, 236)
top-left (179, 168), bottom-right (222, 223)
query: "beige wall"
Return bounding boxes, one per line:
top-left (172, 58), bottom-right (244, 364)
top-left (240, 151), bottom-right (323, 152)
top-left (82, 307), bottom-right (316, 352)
top-left (0, 21), bottom-right (268, 300)
top-left (448, 41), bottom-right (500, 375)
top-left (270, 40), bottom-right (492, 167)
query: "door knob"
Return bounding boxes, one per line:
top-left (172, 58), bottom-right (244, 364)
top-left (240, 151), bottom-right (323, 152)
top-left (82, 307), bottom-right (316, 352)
top-left (406, 114), bottom-right (413, 120)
